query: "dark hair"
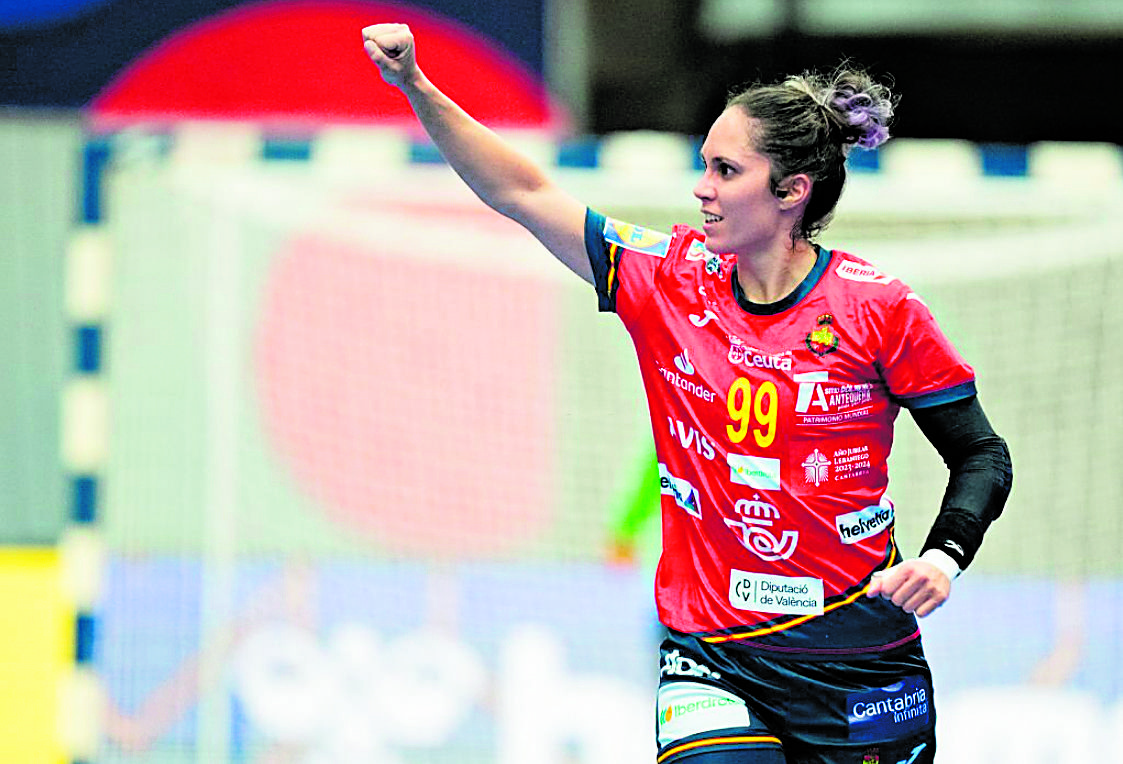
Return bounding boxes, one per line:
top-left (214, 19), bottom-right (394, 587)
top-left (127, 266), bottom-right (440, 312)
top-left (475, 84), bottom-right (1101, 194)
top-left (726, 65), bottom-right (896, 241)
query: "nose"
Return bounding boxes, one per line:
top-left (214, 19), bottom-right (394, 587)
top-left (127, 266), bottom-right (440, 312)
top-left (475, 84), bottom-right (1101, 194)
top-left (693, 171), bottom-right (714, 202)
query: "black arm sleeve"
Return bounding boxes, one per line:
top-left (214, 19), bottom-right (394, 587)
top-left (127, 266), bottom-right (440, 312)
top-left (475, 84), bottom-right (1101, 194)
top-left (909, 395), bottom-right (1013, 570)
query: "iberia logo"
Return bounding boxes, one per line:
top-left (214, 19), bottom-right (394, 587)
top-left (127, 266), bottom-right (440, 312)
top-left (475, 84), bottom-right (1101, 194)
top-left (805, 313), bottom-right (840, 357)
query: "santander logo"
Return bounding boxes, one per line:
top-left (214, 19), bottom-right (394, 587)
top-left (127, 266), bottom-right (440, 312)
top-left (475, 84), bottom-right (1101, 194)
top-left (674, 348), bottom-right (695, 375)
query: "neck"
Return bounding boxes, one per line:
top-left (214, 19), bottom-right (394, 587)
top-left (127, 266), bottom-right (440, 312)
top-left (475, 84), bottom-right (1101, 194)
top-left (734, 239), bottom-right (818, 304)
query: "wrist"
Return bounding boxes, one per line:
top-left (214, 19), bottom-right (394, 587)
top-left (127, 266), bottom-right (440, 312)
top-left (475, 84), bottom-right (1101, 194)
top-left (920, 548), bottom-right (961, 581)
top-left (399, 69), bottom-right (431, 96)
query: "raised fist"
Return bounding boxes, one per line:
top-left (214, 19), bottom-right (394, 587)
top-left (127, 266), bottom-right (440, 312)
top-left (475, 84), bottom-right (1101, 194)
top-left (361, 23), bottom-right (416, 87)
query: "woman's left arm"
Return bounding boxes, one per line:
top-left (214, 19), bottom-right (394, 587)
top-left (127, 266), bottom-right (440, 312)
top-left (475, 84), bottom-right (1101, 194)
top-left (867, 395), bottom-right (1013, 616)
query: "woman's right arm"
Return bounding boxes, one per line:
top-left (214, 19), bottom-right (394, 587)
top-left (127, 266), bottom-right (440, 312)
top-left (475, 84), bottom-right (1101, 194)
top-left (361, 23), bottom-right (593, 284)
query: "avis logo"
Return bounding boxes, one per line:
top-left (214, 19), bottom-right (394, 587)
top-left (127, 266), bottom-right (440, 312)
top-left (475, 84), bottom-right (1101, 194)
top-left (726, 494), bottom-right (798, 561)
top-left (667, 417), bottom-right (716, 460)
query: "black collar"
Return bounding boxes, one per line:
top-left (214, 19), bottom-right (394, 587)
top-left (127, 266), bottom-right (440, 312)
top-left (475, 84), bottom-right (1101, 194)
top-left (731, 245), bottom-right (831, 316)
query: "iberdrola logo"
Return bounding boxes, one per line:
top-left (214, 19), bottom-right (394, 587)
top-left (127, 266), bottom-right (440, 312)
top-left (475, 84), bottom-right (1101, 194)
top-left (805, 313), bottom-right (840, 357)
top-left (662, 705), bottom-right (674, 723)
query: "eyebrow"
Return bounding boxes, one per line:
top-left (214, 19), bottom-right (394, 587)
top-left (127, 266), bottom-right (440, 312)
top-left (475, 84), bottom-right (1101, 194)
top-left (700, 153), bottom-right (734, 166)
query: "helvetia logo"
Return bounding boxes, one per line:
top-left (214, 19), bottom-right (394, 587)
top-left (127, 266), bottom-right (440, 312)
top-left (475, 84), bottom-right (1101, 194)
top-left (835, 500), bottom-right (894, 544)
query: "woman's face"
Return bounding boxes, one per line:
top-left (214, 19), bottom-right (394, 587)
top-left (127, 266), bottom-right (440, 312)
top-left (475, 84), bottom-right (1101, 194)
top-left (693, 108), bottom-right (787, 256)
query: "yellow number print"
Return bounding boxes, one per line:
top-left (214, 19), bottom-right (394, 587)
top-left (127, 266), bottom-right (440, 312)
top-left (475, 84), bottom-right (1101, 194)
top-left (752, 381), bottom-right (777, 447)
top-left (726, 378), bottom-right (778, 448)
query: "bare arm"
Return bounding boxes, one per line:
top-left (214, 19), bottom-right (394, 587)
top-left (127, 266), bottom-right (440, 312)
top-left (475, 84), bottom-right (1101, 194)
top-left (361, 23), bottom-right (593, 283)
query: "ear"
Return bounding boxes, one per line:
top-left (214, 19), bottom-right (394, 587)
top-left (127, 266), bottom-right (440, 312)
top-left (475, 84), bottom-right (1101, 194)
top-left (775, 173), bottom-right (813, 209)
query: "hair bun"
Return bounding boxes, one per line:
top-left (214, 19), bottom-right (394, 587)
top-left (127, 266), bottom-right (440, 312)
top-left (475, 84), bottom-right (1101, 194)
top-left (821, 69), bottom-right (896, 150)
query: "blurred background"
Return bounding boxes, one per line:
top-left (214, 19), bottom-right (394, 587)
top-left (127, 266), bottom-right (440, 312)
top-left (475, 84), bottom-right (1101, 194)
top-left (2, 0), bottom-right (1122, 762)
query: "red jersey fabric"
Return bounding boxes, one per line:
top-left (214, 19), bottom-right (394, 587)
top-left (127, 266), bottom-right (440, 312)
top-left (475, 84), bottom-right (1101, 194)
top-left (585, 210), bottom-right (977, 654)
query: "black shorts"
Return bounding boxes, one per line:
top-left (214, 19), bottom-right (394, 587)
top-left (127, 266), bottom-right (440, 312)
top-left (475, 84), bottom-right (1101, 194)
top-left (656, 630), bottom-right (936, 764)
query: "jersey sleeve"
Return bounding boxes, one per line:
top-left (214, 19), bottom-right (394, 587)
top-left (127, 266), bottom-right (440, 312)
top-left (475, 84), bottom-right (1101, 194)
top-left (584, 208), bottom-right (671, 318)
top-left (877, 290), bottom-right (977, 409)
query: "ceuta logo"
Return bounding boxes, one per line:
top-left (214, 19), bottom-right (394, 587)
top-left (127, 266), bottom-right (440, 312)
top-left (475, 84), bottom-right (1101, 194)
top-left (862, 749), bottom-right (880, 764)
top-left (674, 348), bottom-right (695, 375)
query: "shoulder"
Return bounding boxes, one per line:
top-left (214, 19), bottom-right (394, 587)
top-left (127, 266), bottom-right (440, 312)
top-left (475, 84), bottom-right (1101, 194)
top-left (829, 250), bottom-right (900, 288)
top-left (824, 249), bottom-right (915, 308)
top-left (600, 217), bottom-right (675, 258)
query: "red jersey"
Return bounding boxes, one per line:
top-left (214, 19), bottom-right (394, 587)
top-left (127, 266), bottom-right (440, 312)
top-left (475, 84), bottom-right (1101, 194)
top-left (585, 210), bottom-right (977, 654)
